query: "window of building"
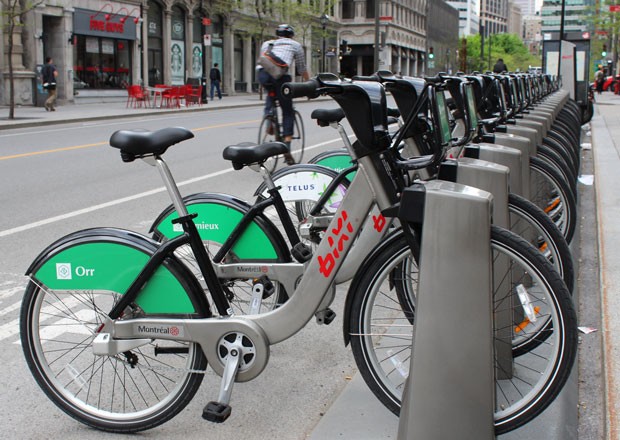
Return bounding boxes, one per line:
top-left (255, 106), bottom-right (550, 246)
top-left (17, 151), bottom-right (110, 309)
top-left (342, 0), bottom-right (354, 19)
top-left (234, 34), bottom-right (243, 82)
top-left (73, 37), bottom-right (131, 88)
top-left (147, 1), bottom-right (163, 85)
top-left (367, 0), bottom-right (376, 19)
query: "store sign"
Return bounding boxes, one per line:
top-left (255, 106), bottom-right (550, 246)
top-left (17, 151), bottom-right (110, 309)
top-left (73, 8), bottom-right (137, 40)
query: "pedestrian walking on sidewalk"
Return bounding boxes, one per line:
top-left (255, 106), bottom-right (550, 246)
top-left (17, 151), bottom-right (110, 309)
top-left (210, 63), bottom-right (222, 100)
top-left (41, 57), bottom-right (58, 111)
top-left (595, 66), bottom-right (605, 95)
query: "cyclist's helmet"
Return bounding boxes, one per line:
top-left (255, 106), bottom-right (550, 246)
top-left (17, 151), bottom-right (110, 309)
top-left (276, 24), bottom-right (294, 38)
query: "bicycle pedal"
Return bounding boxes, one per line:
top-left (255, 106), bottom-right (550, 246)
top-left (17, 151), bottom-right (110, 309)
top-left (202, 401), bottom-right (232, 423)
top-left (292, 242), bottom-right (312, 263)
top-left (254, 275), bottom-right (275, 299)
top-left (315, 308), bottom-right (337, 325)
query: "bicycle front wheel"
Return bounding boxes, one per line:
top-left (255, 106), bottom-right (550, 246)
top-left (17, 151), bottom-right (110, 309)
top-left (347, 227), bottom-right (577, 435)
top-left (20, 238), bottom-right (208, 433)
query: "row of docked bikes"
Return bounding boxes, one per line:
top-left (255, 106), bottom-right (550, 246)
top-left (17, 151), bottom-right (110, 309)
top-left (20, 70), bottom-right (585, 436)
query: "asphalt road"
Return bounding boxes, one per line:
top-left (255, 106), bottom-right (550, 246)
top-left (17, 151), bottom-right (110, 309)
top-left (0, 102), bottom-right (359, 440)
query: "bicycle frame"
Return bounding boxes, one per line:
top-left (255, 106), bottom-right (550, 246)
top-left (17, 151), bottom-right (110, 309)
top-left (96, 152), bottom-right (396, 382)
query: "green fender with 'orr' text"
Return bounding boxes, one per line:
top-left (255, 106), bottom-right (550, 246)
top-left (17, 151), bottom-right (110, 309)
top-left (156, 202), bottom-right (278, 260)
top-left (33, 242), bottom-right (196, 314)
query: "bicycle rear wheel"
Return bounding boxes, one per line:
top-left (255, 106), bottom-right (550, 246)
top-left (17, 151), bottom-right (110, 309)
top-left (258, 114), bottom-right (279, 172)
top-left (20, 237), bottom-right (208, 433)
top-left (288, 110), bottom-right (305, 165)
top-left (347, 227), bottom-right (577, 434)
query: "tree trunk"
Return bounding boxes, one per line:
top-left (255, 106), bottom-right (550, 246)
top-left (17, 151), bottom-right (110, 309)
top-left (7, 13), bottom-right (16, 119)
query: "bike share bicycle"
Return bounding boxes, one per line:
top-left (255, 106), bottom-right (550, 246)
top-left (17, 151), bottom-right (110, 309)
top-left (20, 74), bottom-right (577, 435)
top-left (150, 72), bottom-right (578, 431)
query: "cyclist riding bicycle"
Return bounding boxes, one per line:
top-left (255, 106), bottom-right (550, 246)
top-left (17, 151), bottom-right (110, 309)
top-left (257, 24), bottom-right (310, 165)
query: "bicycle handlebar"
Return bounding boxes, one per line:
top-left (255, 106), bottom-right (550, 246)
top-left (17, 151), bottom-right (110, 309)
top-left (281, 80), bottom-right (321, 99)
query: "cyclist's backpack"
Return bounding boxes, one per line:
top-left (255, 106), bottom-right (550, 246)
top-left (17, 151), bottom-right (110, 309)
top-left (257, 43), bottom-right (289, 80)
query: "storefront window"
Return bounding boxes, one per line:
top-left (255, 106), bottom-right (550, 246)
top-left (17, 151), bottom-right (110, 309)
top-left (73, 36), bottom-right (132, 88)
top-left (72, 8), bottom-right (137, 89)
top-left (211, 15), bottom-right (224, 79)
top-left (148, 1), bottom-right (163, 85)
top-left (234, 34), bottom-right (243, 82)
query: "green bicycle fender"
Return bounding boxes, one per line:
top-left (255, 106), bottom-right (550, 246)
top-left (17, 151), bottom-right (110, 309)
top-left (28, 229), bottom-right (201, 315)
top-left (153, 197), bottom-right (279, 260)
top-left (313, 155), bottom-right (356, 181)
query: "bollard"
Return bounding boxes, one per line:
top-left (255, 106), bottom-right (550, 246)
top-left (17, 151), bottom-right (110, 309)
top-left (397, 180), bottom-right (495, 440)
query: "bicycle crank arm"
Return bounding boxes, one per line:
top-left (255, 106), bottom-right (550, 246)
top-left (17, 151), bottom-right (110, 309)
top-left (110, 316), bottom-right (270, 381)
top-left (202, 336), bottom-right (245, 423)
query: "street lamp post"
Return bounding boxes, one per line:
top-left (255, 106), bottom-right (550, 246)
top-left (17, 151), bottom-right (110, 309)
top-left (320, 14), bottom-right (329, 73)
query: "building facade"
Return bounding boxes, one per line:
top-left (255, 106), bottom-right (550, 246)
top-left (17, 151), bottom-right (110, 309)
top-left (512, 0), bottom-right (536, 17)
top-left (338, 0), bottom-right (429, 78)
top-left (540, 0), bottom-right (595, 35)
top-left (1, 0), bottom-right (462, 106)
top-left (447, 0), bottom-right (480, 37)
top-left (427, 0), bottom-right (460, 74)
top-left (523, 14), bottom-right (542, 55)
top-left (507, 0), bottom-right (523, 35)
top-left (480, 0), bottom-right (509, 36)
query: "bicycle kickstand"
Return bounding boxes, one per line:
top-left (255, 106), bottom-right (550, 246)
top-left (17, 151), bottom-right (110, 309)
top-left (202, 338), bottom-right (244, 423)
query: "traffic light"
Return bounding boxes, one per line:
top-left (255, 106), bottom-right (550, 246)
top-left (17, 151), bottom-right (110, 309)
top-left (429, 47), bottom-right (434, 59)
top-left (602, 44), bottom-right (607, 57)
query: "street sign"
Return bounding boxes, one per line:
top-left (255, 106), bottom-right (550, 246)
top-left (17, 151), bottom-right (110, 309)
top-left (379, 16), bottom-right (393, 21)
top-left (203, 34), bottom-right (211, 46)
top-left (428, 60), bottom-right (435, 69)
top-left (610, 5), bottom-right (620, 12)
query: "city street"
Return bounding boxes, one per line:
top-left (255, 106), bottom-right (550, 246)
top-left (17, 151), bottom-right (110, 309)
top-left (0, 92), bottom-right (611, 440)
top-left (0, 102), bottom-right (360, 439)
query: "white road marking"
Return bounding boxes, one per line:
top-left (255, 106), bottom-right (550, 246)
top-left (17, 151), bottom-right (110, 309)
top-left (0, 139), bottom-right (341, 238)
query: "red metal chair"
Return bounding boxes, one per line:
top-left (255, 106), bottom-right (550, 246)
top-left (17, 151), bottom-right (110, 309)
top-left (162, 86), bottom-right (181, 108)
top-left (185, 85), bottom-right (202, 106)
top-left (126, 85), bottom-right (149, 108)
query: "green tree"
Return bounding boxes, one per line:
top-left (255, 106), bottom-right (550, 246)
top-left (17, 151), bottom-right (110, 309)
top-left (465, 33), bottom-right (541, 73)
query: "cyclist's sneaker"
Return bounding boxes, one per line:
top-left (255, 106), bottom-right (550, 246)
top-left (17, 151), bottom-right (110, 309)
top-left (284, 153), bottom-right (296, 165)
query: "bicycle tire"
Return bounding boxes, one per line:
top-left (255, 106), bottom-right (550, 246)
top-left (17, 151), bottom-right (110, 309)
top-left (289, 110), bottom-right (305, 165)
top-left (21, 233), bottom-right (209, 433)
top-left (536, 144), bottom-right (578, 196)
top-left (346, 226), bottom-right (577, 435)
top-left (529, 156), bottom-right (577, 244)
top-left (258, 113), bottom-right (280, 172)
top-left (508, 193), bottom-right (575, 293)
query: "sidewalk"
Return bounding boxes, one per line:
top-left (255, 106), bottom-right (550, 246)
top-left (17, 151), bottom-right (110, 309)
top-left (0, 92), bottom-right (266, 130)
top-left (309, 93), bottom-right (616, 439)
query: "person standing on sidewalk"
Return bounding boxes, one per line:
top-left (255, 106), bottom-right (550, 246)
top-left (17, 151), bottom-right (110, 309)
top-left (209, 63), bottom-right (222, 100)
top-left (595, 66), bottom-right (605, 95)
top-left (41, 57), bottom-right (58, 111)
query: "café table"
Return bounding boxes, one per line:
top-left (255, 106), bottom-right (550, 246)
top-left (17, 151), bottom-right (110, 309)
top-left (144, 85), bottom-right (171, 108)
